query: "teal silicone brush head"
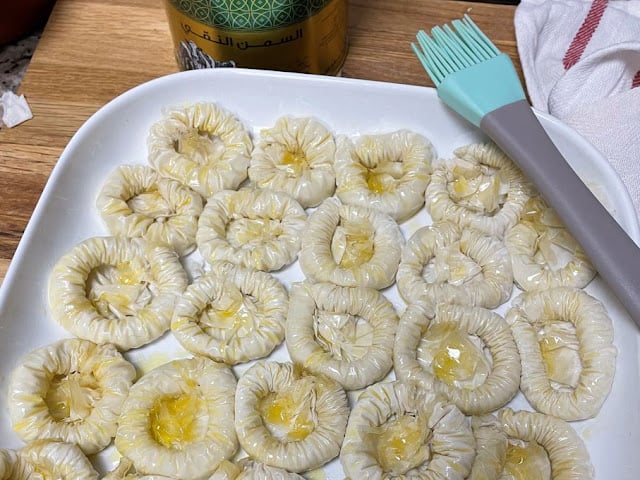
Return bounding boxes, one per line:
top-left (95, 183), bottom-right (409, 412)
top-left (412, 15), bottom-right (526, 126)
top-left (412, 15), bottom-right (501, 86)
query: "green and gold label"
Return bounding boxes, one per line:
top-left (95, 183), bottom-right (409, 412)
top-left (168, 0), bottom-right (336, 30)
top-left (164, 0), bottom-right (348, 75)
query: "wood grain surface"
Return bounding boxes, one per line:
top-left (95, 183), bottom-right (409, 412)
top-left (0, 0), bottom-right (518, 284)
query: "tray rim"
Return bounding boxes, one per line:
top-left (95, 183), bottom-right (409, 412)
top-left (2, 68), bottom-right (639, 297)
top-left (1, 67), bottom-right (639, 478)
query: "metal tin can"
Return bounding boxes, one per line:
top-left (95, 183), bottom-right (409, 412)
top-left (163, 0), bottom-right (348, 75)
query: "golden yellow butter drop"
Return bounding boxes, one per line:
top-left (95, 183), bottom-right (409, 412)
top-left (375, 415), bottom-right (430, 474)
top-left (504, 442), bottom-right (551, 480)
top-left (150, 393), bottom-right (204, 449)
top-left (281, 149), bottom-right (309, 178)
top-left (259, 391), bottom-right (315, 441)
top-left (427, 325), bottom-right (490, 388)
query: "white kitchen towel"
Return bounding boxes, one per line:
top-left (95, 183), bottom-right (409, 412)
top-left (515, 0), bottom-right (640, 214)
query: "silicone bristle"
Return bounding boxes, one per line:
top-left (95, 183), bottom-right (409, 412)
top-left (412, 14), bottom-right (501, 86)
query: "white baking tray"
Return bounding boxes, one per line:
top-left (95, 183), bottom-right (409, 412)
top-left (0, 68), bottom-right (638, 478)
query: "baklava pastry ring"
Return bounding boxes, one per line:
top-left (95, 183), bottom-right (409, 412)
top-left (0, 440), bottom-right (99, 480)
top-left (298, 197), bottom-right (403, 290)
top-left (96, 164), bottom-right (203, 256)
top-left (147, 102), bottom-right (252, 198)
top-left (197, 188), bottom-right (307, 272)
top-left (48, 236), bottom-right (188, 350)
top-left (496, 408), bottom-right (594, 479)
top-left (506, 287), bottom-right (616, 421)
top-left (0, 449), bottom-right (18, 478)
top-left (340, 380), bottom-right (475, 479)
top-left (248, 116), bottom-right (336, 208)
top-left (425, 142), bottom-right (531, 238)
top-left (103, 458), bottom-right (174, 480)
top-left (505, 196), bottom-right (596, 291)
top-left (234, 361), bottom-right (349, 473)
top-left (209, 458), bottom-right (306, 480)
top-left (115, 357), bottom-right (238, 480)
top-left (396, 220), bottom-right (513, 309)
top-left (335, 129), bottom-right (434, 222)
top-left (7, 338), bottom-right (136, 454)
top-left (171, 261), bottom-right (288, 365)
top-left (285, 281), bottom-right (398, 390)
top-left (467, 414), bottom-right (508, 480)
top-left (394, 302), bottom-right (521, 415)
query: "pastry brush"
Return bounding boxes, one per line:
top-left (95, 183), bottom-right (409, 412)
top-left (412, 14), bottom-right (640, 326)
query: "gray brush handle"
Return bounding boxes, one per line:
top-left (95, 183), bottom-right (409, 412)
top-left (481, 99), bottom-right (640, 326)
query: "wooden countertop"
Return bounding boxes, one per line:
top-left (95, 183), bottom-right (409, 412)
top-left (0, 0), bottom-right (518, 284)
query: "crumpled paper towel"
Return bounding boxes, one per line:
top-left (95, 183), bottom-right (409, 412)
top-left (0, 90), bottom-right (33, 128)
top-left (515, 0), bottom-right (640, 214)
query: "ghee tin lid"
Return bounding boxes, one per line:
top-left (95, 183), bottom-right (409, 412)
top-left (164, 0), bottom-right (348, 75)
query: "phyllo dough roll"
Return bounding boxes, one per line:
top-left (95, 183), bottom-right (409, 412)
top-left (396, 220), bottom-right (513, 309)
top-left (197, 188), bottom-right (307, 272)
top-left (340, 380), bottom-right (475, 479)
top-left (209, 458), bottom-right (306, 480)
top-left (506, 287), bottom-right (616, 421)
top-left (286, 281), bottom-right (398, 390)
top-left (8, 338), bottom-right (136, 454)
top-left (505, 196), bottom-right (596, 291)
top-left (335, 129), bottom-right (434, 222)
top-left (147, 102), bottom-right (252, 198)
top-left (248, 116), bottom-right (336, 208)
top-left (171, 261), bottom-right (288, 365)
top-left (115, 357), bottom-right (238, 480)
top-left (497, 408), bottom-right (594, 479)
top-left (235, 361), bottom-right (349, 473)
top-left (467, 414), bottom-right (508, 480)
top-left (96, 164), bottom-right (203, 256)
top-left (425, 142), bottom-right (531, 238)
top-left (298, 197), bottom-right (403, 290)
top-left (48, 236), bottom-right (188, 350)
top-left (394, 301), bottom-right (521, 415)
top-left (0, 441), bottom-right (99, 480)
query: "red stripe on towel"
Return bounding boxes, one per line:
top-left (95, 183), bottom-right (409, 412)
top-left (563, 0), bottom-right (608, 70)
top-left (632, 71), bottom-right (640, 88)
